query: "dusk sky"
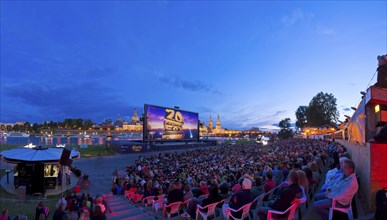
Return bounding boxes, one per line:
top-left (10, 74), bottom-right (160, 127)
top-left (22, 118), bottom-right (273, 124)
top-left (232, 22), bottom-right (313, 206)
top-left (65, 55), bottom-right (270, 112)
top-left (1, 1), bottom-right (386, 130)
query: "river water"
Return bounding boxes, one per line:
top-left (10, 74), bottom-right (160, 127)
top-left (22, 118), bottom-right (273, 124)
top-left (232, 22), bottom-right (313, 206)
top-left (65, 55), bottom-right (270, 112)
top-left (0, 136), bottom-right (138, 146)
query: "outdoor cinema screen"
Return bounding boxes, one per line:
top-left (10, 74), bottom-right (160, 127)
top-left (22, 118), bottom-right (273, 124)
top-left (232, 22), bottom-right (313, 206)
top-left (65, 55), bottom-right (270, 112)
top-left (144, 105), bottom-right (199, 141)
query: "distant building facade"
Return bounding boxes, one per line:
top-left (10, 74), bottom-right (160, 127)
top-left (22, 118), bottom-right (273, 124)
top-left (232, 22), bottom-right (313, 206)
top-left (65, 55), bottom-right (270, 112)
top-left (200, 115), bottom-right (241, 136)
top-left (122, 108), bottom-right (143, 132)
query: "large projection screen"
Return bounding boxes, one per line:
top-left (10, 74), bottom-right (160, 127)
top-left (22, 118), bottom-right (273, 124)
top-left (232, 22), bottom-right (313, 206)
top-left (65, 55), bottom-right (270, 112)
top-left (144, 104), bottom-right (199, 142)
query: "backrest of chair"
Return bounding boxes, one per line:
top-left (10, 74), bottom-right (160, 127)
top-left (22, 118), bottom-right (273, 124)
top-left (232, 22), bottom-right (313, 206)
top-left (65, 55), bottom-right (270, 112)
top-left (217, 199), bottom-right (225, 208)
top-left (299, 186), bottom-right (307, 203)
top-left (168, 202), bottom-right (182, 214)
top-left (240, 202), bottom-right (253, 219)
top-left (144, 196), bottom-right (155, 205)
top-left (203, 202), bottom-right (218, 216)
top-left (159, 194), bottom-right (166, 199)
top-left (184, 198), bottom-right (192, 206)
top-left (287, 203), bottom-right (299, 220)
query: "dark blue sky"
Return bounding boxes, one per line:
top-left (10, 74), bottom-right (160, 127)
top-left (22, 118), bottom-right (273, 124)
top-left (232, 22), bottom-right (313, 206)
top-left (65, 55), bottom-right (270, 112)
top-left (1, 1), bottom-right (386, 130)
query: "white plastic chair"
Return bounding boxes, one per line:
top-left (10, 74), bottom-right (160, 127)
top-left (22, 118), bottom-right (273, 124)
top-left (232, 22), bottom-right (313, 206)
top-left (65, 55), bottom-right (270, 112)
top-left (267, 199), bottom-right (299, 220)
top-left (328, 198), bottom-right (353, 220)
top-left (297, 189), bottom-right (307, 220)
top-left (195, 199), bottom-right (224, 220)
top-left (226, 201), bottom-right (253, 220)
top-left (152, 198), bottom-right (164, 212)
top-left (142, 196), bottom-right (155, 206)
top-left (163, 201), bottom-right (182, 219)
top-left (251, 194), bottom-right (266, 220)
top-left (182, 198), bottom-right (192, 210)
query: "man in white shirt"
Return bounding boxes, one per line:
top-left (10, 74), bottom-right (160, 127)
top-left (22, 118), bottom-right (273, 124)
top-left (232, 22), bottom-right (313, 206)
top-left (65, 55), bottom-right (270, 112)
top-left (314, 160), bottom-right (358, 220)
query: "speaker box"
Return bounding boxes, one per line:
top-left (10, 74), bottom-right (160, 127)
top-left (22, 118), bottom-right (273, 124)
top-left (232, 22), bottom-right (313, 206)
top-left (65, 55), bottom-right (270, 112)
top-left (59, 148), bottom-right (71, 166)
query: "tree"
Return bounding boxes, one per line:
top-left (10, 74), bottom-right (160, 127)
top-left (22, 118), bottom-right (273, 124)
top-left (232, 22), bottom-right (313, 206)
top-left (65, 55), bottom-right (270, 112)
top-left (278, 118), bottom-right (294, 139)
top-left (84, 119), bottom-right (93, 130)
top-left (295, 106), bottom-right (308, 130)
top-left (306, 92), bottom-right (339, 127)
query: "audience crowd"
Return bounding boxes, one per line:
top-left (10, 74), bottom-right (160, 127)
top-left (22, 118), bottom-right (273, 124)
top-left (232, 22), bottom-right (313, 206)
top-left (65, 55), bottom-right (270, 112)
top-left (112, 137), bottom-right (358, 219)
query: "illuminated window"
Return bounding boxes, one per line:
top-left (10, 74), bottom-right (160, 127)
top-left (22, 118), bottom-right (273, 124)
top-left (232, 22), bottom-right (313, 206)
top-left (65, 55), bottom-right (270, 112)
top-left (375, 104), bottom-right (380, 113)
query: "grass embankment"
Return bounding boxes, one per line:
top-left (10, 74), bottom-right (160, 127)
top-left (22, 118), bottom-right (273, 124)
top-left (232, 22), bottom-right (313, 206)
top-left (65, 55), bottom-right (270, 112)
top-left (0, 144), bottom-right (117, 158)
top-left (0, 144), bottom-right (20, 151)
top-left (76, 145), bottom-right (117, 158)
top-left (0, 169), bottom-right (60, 219)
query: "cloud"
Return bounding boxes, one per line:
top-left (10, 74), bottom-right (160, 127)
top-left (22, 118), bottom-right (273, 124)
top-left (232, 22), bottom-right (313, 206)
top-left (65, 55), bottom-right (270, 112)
top-left (282, 9), bottom-right (304, 26)
top-left (317, 26), bottom-right (336, 35)
top-left (273, 110), bottom-right (287, 117)
top-left (158, 75), bottom-right (222, 95)
top-left (2, 79), bottom-right (132, 122)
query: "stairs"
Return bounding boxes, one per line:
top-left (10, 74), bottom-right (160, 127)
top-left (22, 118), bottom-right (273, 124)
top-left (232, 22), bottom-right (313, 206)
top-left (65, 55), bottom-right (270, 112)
top-left (104, 195), bottom-right (156, 220)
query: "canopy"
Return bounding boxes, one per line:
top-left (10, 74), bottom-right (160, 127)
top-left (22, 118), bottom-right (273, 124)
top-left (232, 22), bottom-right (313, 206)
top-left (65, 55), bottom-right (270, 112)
top-left (0, 146), bottom-right (79, 163)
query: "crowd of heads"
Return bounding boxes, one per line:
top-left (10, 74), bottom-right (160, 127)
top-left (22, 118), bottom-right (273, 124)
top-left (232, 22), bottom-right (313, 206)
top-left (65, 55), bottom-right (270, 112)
top-left (114, 138), bottom-right (349, 203)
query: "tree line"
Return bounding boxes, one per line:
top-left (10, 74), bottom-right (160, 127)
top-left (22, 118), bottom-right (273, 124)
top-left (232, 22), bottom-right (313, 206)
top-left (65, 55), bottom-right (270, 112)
top-left (278, 91), bottom-right (339, 139)
top-left (1, 119), bottom-right (95, 133)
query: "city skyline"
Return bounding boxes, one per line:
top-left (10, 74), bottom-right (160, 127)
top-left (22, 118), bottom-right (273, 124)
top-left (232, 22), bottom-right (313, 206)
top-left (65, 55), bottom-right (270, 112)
top-left (1, 1), bottom-right (386, 131)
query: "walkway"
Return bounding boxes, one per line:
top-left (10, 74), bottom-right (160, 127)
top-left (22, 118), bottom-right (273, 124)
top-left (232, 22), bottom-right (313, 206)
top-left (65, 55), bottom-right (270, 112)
top-left (104, 194), bottom-right (156, 220)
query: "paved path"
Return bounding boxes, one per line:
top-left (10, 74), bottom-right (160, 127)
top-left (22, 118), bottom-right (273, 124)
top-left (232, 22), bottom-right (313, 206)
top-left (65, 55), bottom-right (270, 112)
top-left (104, 194), bottom-right (156, 220)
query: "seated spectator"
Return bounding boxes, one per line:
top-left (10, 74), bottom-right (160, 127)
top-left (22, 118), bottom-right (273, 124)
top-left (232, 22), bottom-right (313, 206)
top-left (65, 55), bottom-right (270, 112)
top-left (56, 197), bottom-right (67, 210)
top-left (183, 186), bottom-right (223, 218)
top-left (303, 167), bottom-right (317, 186)
top-left (95, 197), bottom-right (106, 214)
top-left (183, 185), bottom-right (194, 201)
top-left (219, 183), bottom-right (231, 199)
top-left (264, 172), bottom-right (276, 193)
top-left (297, 170), bottom-right (309, 192)
top-left (314, 160), bottom-right (358, 220)
top-left (93, 205), bottom-right (106, 220)
top-left (143, 185), bottom-right (155, 198)
top-left (251, 177), bottom-right (264, 197)
top-left (0, 209), bottom-right (8, 220)
top-left (231, 182), bottom-right (242, 194)
top-left (101, 195), bottom-right (112, 214)
top-left (257, 171), bottom-right (302, 220)
top-left (222, 178), bottom-right (254, 219)
top-left (320, 157), bottom-right (349, 193)
top-left (53, 203), bottom-right (67, 220)
top-left (273, 165), bottom-right (284, 186)
top-left (70, 198), bottom-right (79, 212)
top-left (166, 183), bottom-right (184, 205)
top-left (195, 181), bottom-right (209, 198)
top-left (35, 201), bottom-right (47, 220)
top-left (79, 201), bottom-right (90, 220)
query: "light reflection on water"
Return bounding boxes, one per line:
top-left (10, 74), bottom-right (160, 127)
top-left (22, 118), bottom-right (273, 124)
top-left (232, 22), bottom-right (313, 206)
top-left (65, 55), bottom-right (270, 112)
top-left (0, 136), bottom-right (136, 146)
